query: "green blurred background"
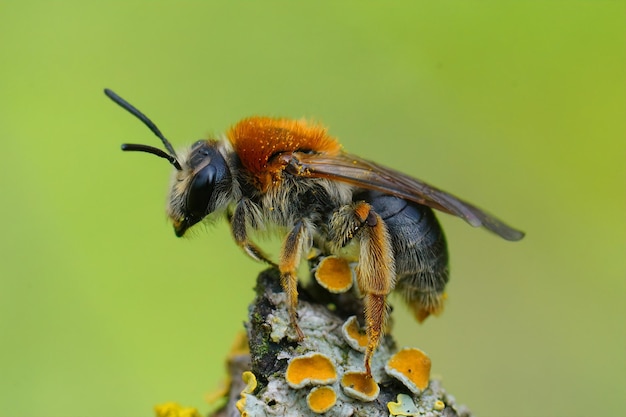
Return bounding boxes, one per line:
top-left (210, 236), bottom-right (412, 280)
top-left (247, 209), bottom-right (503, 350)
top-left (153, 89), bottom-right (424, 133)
top-left (0, 2), bottom-right (623, 416)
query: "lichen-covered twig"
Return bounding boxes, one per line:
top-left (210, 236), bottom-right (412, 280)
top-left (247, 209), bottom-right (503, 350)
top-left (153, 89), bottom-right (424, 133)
top-left (210, 268), bottom-right (472, 417)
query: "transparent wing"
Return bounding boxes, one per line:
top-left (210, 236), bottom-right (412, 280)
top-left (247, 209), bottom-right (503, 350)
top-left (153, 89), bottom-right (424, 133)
top-left (283, 152), bottom-right (524, 241)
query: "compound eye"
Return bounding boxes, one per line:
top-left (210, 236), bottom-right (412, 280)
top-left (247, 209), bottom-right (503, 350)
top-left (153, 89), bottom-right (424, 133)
top-left (186, 164), bottom-right (216, 220)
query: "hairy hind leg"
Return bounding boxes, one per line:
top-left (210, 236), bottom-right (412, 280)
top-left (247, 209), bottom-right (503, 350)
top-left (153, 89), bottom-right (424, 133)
top-left (330, 202), bottom-right (395, 377)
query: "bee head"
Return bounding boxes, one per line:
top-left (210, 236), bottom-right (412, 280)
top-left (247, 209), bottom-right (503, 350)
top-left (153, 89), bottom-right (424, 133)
top-left (168, 140), bottom-right (232, 237)
top-left (104, 89), bottom-right (232, 237)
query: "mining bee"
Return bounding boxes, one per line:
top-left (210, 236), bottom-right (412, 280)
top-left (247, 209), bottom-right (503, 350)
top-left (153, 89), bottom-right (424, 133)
top-left (105, 89), bottom-right (524, 377)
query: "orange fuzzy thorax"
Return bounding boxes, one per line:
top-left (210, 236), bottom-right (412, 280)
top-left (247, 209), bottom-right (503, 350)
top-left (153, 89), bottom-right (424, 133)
top-left (227, 117), bottom-right (342, 189)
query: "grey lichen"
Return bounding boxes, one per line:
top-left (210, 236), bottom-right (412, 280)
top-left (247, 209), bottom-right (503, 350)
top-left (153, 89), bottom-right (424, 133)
top-left (211, 268), bottom-right (472, 417)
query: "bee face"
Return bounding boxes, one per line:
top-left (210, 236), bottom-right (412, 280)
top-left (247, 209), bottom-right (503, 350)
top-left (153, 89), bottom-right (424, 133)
top-left (168, 140), bottom-right (232, 237)
top-left (101, 89), bottom-right (235, 238)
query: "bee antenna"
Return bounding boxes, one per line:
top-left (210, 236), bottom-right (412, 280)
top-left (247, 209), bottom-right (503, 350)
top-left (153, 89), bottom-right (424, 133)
top-left (104, 88), bottom-right (182, 171)
top-left (120, 143), bottom-right (182, 170)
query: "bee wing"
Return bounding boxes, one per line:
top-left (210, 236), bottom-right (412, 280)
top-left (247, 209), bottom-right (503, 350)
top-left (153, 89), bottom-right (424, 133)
top-left (285, 152), bottom-right (524, 241)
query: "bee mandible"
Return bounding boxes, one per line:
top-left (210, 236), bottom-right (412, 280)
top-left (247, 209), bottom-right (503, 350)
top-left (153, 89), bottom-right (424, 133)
top-left (104, 89), bottom-right (524, 377)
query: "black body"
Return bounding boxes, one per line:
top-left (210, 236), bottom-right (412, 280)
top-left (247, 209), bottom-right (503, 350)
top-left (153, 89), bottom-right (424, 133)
top-left (356, 190), bottom-right (449, 310)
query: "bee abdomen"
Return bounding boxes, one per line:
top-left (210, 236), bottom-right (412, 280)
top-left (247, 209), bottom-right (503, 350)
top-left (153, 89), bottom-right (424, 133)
top-left (359, 191), bottom-right (449, 322)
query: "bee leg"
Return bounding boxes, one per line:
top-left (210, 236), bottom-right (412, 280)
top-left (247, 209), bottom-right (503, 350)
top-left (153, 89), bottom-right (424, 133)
top-left (279, 219), bottom-right (312, 341)
top-left (335, 202), bottom-right (395, 377)
top-left (229, 200), bottom-right (276, 267)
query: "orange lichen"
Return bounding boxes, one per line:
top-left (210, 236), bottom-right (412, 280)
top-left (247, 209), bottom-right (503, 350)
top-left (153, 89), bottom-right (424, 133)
top-left (340, 371), bottom-right (379, 402)
top-left (385, 348), bottom-right (431, 394)
top-left (315, 255), bottom-right (353, 293)
top-left (285, 352), bottom-right (337, 389)
top-left (241, 371), bottom-right (257, 394)
top-left (154, 402), bottom-right (200, 417)
top-left (341, 315), bottom-right (368, 352)
top-left (235, 371), bottom-right (258, 414)
top-left (306, 386), bottom-right (337, 414)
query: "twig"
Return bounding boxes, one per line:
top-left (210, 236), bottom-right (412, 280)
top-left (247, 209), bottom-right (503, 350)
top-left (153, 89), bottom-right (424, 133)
top-left (211, 268), bottom-right (472, 417)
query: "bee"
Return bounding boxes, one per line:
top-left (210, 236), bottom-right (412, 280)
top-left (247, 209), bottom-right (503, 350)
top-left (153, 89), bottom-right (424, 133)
top-left (105, 89), bottom-right (524, 377)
